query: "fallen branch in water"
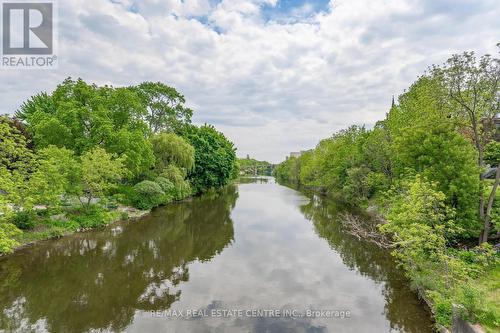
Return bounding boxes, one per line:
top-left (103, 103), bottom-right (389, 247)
top-left (339, 212), bottom-right (394, 249)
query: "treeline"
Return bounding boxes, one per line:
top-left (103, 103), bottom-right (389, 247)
top-left (238, 157), bottom-right (274, 176)
top-left (0, 78), bottom-right (237, 254)
top-left (274, 47), bottom-right (500, 329)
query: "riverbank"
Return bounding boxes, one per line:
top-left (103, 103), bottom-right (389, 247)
top-left (3, 183), bottom-right (227, 256)
top-left (278, 180), bottom-right (498, 333)
top-left (361, 201), bottom-right (498, 333)
top-left (0, 205), bottom-right (150, 257)
top-left (0, 180), bottom-right (436, 332)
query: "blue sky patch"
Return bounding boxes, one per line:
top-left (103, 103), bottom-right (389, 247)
top-left (262, 0), bottom-right (331, 22)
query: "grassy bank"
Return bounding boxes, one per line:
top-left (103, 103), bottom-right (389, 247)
top-left (6, 204), bottom-right (149, 253)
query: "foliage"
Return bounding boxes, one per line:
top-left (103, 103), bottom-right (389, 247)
top-left (0, 116), bottom-right (35, 174)
top-left (10, 211), bottom-right (37, 230)
top-left (71, 206), bottom-right (115, 229)
top-left (77, 148), bottom-right (124, 208)
top-left (161, 164), bottom-right (193, 200)
top-left (0, 221), bottom-right (21, 254)
top-left (388, 77), bottom-right (480, 235)
top-left (275, 75), bottom-right (482, 236)
top-left (151, 132), bottom-right (195, 174)
top-left (430, 47), bottom-right (500, 244)
top-left (238, 157), bottom-right (274, 176)
top-left (380, 176), bottom-right (498, 326)
top-left (16, 78), bottom-right (154, 179)
top-left (133, 180), bottom-right (165, 210)
top-left (155, 177), bottom-right (176, 197)
top-left (273, 157), bottom-right (300, 183)
top-left (183, 125), bottom-right (237, 193)
top-left (28, 146), bottom-right (80, 207)
top-left (273, 46), bottom-right (500, 329)
top-left (484, 142), bottom-right (500, 166)
top-left (135, 82), bottom-right (193, 133)
top-left (0, 78), bottom-right (238, 254)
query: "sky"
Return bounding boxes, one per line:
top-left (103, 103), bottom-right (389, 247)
top-left (1, 0), bottom-right (499, 163)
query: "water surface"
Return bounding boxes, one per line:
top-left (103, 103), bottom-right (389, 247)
top-left (0, 179), bottom-right (433, 332)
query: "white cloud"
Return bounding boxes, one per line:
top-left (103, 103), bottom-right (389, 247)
top-left (1, 0), bottom-right (499, 163)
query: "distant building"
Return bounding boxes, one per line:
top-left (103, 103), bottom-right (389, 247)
top-left (289, 151), bottom-right (302, 158)
top-left (494, 113), bottom-right (500, 142)
top-left (481, 113), bottom-right (500, 142)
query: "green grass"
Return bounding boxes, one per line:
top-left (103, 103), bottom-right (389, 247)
top-left (15, 205), bottom-right (124, 246)
top-left (475, 265), bottom-right (500, 333)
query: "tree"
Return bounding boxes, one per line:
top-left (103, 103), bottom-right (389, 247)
top-left (76, 148), bottom-right (124, 208)
top-left (161, 164), bottom-right (193, 200)
top-left (387, 77), bottom-right (480, 236)
top-left (28, 146), bottom-right (80, 206)
top-left (16, 78), bottom-right (154, 179)
top-left (151, 132), bottom-right (195, 174)
top-left (0, 116), bottom-right (35, 174)
top-left (135, 82), bottom-right (193, 133)
top-left (431, 46), bottom-right (500, 243)
top-left (182, 125), bottom-right (237, 193)
top-left (0, 221), bottom-right (21, 254)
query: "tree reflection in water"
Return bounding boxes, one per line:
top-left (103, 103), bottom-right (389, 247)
top-left (300, 194), bottom-right (433, 333)
top-left (0, 186), bottom-right (238, 333)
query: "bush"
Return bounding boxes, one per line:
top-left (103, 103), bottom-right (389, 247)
top-left (11, 210), bottom-right (37, 230)
top-left (133, 180), bottom-right (165, 210)
top-left (155, 177), bottom-right (176, 204)
top-left (0, 221), bottom-right (21, 254)
top-left (72, 206), bottom-right (112, 228)
top-left (155, 177), bottom-right (175, 195)
top-left (176, 180), bottom-right (192, 200)
top-left (160, 165), bottom-right (193, 200)
top-left (43, 218), bottom-right (80, 231)
top-left (112, 184), bottom-right (136, 206)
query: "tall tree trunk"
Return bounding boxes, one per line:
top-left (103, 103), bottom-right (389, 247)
top-left (480, 162), bottom-right (500, 244)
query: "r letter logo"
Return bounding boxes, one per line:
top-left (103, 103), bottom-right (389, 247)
top-left (1, 1), bottom-right (57, 69)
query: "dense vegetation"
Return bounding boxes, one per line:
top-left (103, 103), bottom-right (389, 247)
top-left (238, 156), bottom-right (274, 176)
top-left (275, 47), bottom-right (500, 330)
top-left (0, 79), bottom-right (237, 254)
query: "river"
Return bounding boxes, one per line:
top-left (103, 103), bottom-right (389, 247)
top-left (0, 178), bottom-right (433, 333)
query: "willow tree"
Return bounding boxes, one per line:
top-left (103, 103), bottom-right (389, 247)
top-left (151, 132), bottom-right (195, 174)
top-left (431, 45), bottom-right (500, 243)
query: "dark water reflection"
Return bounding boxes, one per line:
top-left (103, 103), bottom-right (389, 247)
top-left (0, 179), bottom-right (433, 333)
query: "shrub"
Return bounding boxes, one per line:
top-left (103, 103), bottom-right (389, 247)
top-left (112, 184), bottom-right (136, 206)
top-left (72, 206), bottom-right (112, 228)
top-left (42, 218), bottom-right (80, 232)
top-left (155, 177), bottom-right (176, 204)
top-left (155, 177), bottom-right (175, 195)
top-left (160, 165), bottom-right (192, 200)
top-left (161, 164), bottom-right (185, 187)
top-left (11, 210), bottom-right (37, 230)
top-left (133, 180), bottom-right (164, 210)
top-left (0, 221), bottom-right (21, 253)
top-left (176, 180), bottom-right (192, 200)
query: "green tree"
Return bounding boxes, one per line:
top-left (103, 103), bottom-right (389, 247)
top-left (161, 164), bottom-right (193, 200)
top-left (28, 146), bottom-right (80, 207)
top-left (431, 47), bottom-right (500, 243)
top-left (16, 78), bottom-right (154, 179)
top-left (0, 116), bottom-right (35, 174)
top-left (151, 132), bottom-right (195, 174)
top-left (132, 180), bottom-right (165, 210)
top-left (135, 82), bottom-right (193, 133)
top-left (76, 148), bottom-right (124, 208)
top-left (387, 77), bottom-right (480, 235)
top-left (0, 221), bottom-right (21, 254)
top-left (182, 125), bottom-right (237, 193)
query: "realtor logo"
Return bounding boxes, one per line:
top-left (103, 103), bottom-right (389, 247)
top-left (1, 0), bottom-right (58, 69)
